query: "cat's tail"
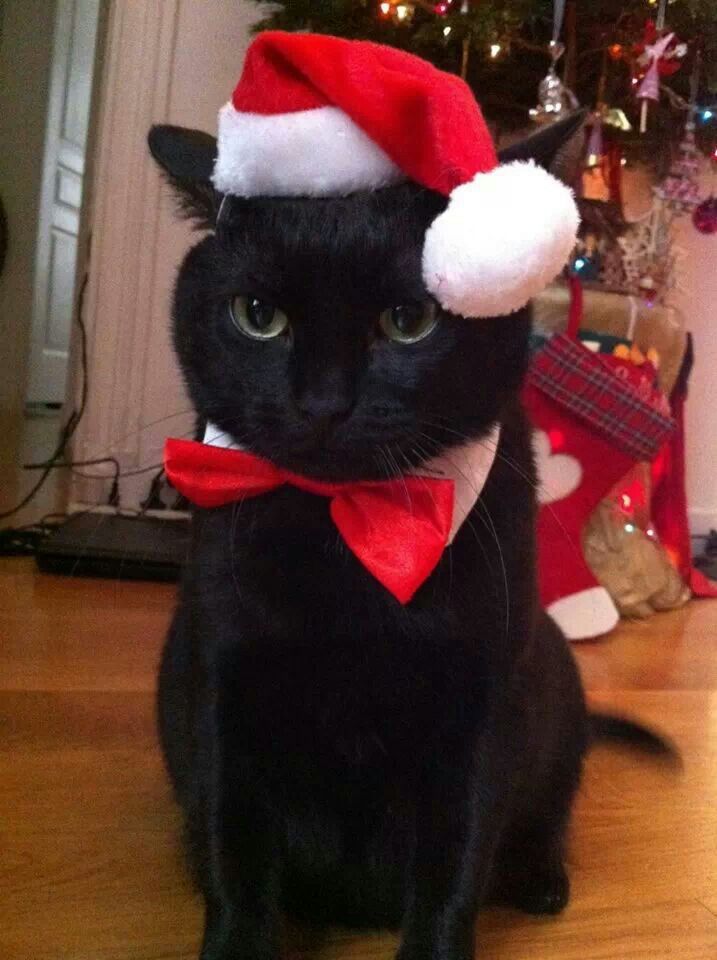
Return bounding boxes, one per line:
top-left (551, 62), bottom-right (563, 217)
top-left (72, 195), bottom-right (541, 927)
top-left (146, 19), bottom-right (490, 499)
top-left (588, 711), bottom-right (680, 763)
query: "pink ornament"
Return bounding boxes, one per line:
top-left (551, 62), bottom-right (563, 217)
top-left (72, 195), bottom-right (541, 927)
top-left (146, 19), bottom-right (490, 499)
top-left (637, 32), bottom-right (675, 103)
top-left (693, 196), bottom-right (717, 235)
top-left (636, 31), bottom-right (674, 133)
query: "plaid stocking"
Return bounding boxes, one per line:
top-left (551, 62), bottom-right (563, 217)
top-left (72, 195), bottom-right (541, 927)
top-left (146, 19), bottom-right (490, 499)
top-left (524, 334), bottom-right (675, 641)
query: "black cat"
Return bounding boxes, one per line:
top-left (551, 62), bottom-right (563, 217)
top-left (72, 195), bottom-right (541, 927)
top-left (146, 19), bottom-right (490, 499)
top-left (149, 115), bottom-right (668, 960)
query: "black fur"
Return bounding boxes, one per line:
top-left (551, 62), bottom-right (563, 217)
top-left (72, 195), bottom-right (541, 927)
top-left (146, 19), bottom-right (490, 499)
top-left (149, 124), bottom-right (220, 230)
top-left (589, 712), bottom-right (678, 760)
top-left (150, 114), bottom-right (648, 960)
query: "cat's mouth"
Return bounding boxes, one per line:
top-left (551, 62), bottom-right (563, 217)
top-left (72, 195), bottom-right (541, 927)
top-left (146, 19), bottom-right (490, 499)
top-left (267, 433), bottom-right (431, 484)
top-left (206, 418), bottom-right (439, 483)
top-left (274, 445), bottom-right (416, 484)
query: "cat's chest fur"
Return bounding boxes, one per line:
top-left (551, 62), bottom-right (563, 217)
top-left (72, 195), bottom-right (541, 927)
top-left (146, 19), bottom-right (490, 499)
top-left (185, 425), bottom-right (535, 775)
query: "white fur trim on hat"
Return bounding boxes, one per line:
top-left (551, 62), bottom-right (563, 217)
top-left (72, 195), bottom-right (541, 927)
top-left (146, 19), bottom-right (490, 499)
top-left (212, 103), bottom-right (405, 198)
top-left (422, 161), bottom-right (580, 318)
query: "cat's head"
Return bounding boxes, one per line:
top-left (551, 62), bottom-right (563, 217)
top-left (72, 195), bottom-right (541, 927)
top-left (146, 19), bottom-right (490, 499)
top-left (149, 114), bottom-right (582, 481)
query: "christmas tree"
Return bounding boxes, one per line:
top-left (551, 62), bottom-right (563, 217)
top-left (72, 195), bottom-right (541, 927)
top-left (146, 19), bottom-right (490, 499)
top-left (655, 123), bottom-right (702, 212)
top-left (251, 0), bottom-right (717, 171)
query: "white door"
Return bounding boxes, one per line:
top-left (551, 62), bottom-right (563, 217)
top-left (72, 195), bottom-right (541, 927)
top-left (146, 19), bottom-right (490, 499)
top-left (25, 0), bottom-right (100, 405)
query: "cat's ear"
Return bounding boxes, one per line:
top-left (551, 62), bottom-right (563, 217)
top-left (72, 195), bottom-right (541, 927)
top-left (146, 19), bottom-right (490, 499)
top-left (148, 124), bottom-right (219, 229)
top-left (497, 110), bottom-right (588, 186)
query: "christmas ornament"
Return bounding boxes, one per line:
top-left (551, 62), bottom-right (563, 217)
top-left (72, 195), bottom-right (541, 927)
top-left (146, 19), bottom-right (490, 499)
top-left (585, 113), bottom-right (604, 169)
top-left (693, 196), bottom-right (717, 235)
top-left (530, 40), bottom-right (577, 124)
top-left (632, 0), bottom-right (686, 134)
top-left (655, 122), bottom-right (701, 214)
top-left (633, 18), bottom-right (687, 82)
top-left (213, 32), bottom-right (579, 319)
top-left (635, 30), bottom-right (675, 133)
top-left (601, 107), bottom-right (632, 132)
top-left (529, 1), bottom-right (577, 125)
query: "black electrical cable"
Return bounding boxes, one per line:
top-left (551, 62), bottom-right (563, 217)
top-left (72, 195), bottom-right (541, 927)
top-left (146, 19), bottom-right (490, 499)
top-left (116, 461), bottom-right (165, 478)
top-left (140, 467), bottom-right (167, 513)
top-left (2, 258), bottom-right (183, 527)
top-left (0, 272), bottom-right (90, 521)
top-left (22, 455), bottom-right (122, 508)
top-left (23, 456), bottom-right (121, 483)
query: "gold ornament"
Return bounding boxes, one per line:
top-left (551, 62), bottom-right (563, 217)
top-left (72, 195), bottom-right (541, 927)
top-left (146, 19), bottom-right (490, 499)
top-left (601, 107), bottom-right (633, 132)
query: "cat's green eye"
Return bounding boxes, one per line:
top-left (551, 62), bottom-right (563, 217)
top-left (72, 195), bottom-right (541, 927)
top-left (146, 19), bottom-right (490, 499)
top-left (230, 296), bottom-right (289, 340)
top-left (379, 301), bottom-right (438, 345)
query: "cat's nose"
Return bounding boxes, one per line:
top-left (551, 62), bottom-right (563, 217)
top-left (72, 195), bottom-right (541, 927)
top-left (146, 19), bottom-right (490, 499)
top-left (296, 389), bottom-right (354, 432)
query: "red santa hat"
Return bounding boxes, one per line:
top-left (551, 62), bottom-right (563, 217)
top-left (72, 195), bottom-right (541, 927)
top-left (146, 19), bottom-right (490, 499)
top-left (212, 32), bottom-right (579, 318)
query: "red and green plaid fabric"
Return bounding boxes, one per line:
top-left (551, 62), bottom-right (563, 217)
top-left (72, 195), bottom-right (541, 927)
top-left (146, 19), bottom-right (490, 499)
top-left (526, 333), bottom-right (675, 462)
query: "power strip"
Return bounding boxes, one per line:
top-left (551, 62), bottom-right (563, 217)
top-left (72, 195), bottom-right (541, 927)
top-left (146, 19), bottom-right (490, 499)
top-left (36, 511), bottom-right (189, 581)
top-left (694, 529), bottom-right (717, 585)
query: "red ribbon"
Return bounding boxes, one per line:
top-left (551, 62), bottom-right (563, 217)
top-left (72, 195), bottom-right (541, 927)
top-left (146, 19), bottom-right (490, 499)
top-left (164, 438), bottom-right (455, 604)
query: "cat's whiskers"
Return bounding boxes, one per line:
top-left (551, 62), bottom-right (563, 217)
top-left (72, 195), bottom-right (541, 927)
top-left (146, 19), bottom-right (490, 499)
top-left (83, 401), bottom-right (262, 461)
top-left (374, 446), bottom-right (394, 484)
top-left (385, 445), bottom-right (414, 515)
top-left (407, 435), bottom-right (492, 600)
top-left (415, 436), bottom-right (511, 636)
top-left (420, 416), bottom-right (590, 607)
top-left (71, 405), bottom-right (272, 488)
top-left (474, 497), bottom-right (511, 637)
top-left (422, 416), bottom-right (586, 568)
top-left (420, 416), bottom-right (539, 493)
top-left (395, 445), bottom-right (442, 521)
top-left (229, 499), bottom-right (244, 599)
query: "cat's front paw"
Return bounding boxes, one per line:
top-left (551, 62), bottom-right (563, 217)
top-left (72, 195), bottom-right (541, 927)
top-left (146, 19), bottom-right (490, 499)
top-left (496, 864), bottom-right (570, 916)
top-left (200, 944), bottom-right (277, 960)
top-left (200, 920), bottom-right (279, 960)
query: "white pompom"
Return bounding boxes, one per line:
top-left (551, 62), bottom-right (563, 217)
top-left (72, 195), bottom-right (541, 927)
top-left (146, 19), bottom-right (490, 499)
top-left (422, 161), bottom-right (580, 318)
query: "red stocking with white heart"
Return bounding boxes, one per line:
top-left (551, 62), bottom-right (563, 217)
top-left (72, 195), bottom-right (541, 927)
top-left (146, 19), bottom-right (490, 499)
top-left (523, 333), bottom-right (674, 641)
top-left (526, 391), bottom-right (629, 640)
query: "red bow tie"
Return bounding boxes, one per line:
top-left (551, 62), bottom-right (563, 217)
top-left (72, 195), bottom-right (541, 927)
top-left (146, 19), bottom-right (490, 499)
top-left (164, 438), bottom-right (454, 604)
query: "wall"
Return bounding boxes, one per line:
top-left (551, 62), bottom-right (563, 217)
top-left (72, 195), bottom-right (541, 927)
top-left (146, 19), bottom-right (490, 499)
top-left (68, 0), bottom-right (259, 508)
top-left (0, 0), bottom-right (56, 508)
top-left (672, 170), bottom-right (717, 534)
top-left (586, 163), bottom-right (716, 535)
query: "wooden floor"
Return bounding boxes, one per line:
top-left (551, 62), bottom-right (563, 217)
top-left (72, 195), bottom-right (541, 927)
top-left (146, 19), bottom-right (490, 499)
top-left (1, 557), bottom-right (716, 960)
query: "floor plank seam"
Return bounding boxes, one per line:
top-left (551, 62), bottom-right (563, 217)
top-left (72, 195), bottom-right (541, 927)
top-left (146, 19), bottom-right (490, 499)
top-left (697, 898), bottom-right (717, 920)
